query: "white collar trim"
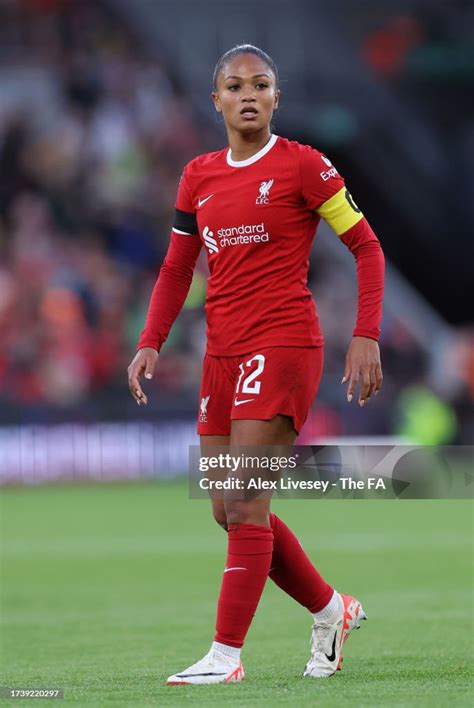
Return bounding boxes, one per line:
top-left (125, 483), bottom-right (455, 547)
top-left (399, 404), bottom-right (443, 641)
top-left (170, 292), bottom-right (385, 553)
top-left (226, 134), bottom-right (278, 167)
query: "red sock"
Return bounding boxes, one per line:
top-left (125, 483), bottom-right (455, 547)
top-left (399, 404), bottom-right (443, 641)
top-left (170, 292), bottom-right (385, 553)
top-left (269, 513), bottom-right (333, 613)
top-left (215, 523), bottom-right (273, 648)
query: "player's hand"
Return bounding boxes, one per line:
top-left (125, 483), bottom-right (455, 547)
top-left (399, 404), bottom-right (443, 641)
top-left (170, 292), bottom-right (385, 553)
top-left (127, 347), bottom-right (158, 405)
top-left (342, 336), bottom-right (383, 406)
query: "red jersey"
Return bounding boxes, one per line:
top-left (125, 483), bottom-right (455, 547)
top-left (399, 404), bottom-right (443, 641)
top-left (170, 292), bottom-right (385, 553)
top-left (138, 135), bottom-right (384, 355)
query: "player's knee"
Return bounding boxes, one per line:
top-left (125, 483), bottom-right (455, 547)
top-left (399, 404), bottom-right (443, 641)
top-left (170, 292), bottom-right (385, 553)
top-left (224, 499), bottom-right (259, 525)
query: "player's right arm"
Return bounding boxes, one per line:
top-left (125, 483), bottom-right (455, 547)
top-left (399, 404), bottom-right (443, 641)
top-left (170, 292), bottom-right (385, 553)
top-left (128, 169), bottom-right (202, 405)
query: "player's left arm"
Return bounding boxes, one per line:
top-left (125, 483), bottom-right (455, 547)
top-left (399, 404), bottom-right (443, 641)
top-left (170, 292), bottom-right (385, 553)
top-left (316, 186), bottom-right (385, 406)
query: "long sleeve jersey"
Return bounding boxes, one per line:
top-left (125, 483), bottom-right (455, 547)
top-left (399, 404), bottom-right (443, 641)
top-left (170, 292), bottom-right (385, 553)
top-left (138, 135), bottom-right (385, 355)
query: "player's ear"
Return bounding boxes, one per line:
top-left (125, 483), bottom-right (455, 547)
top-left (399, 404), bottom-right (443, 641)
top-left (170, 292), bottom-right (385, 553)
top-left (212, 92), bottom-right (222, 113)
top-left (274, 88), bottom-right (280, 111)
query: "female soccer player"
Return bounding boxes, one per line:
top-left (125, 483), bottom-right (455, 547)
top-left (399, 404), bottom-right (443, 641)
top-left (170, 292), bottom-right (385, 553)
top-left (128, 44), bottom-right (384, 685)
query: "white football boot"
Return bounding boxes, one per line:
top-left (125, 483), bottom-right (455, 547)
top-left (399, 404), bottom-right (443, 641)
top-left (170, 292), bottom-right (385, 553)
top-left (303, 592), bottom-right (367, 678)
top-left (167, 647), bottom-right (244, 685)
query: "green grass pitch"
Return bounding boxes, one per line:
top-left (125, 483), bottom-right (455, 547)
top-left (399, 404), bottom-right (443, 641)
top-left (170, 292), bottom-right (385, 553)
top-left (1, 481), bottom-right (472, 706)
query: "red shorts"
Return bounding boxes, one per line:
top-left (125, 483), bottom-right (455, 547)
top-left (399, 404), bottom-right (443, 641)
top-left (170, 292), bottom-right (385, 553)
top-left (197, 346), bottom-right (324, 436)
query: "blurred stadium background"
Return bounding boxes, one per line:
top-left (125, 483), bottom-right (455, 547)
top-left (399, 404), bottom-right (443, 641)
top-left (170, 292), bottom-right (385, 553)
top-left (0, 0), bottom-right (473, 484)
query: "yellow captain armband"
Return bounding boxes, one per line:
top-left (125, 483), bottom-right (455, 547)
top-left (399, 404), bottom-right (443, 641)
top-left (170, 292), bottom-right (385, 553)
top-left (316, 187), bottom-right (364, 236)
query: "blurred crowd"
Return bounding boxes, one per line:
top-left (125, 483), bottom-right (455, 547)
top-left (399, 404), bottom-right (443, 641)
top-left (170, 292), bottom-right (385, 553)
top-left (0, 0), bottom-right (472, 443)
top-left (0, 0), bottom-right (212, 417)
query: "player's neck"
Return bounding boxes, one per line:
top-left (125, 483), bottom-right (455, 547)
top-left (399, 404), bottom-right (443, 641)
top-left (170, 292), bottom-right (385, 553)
top-left (227, 128), bottom-right (273, 162)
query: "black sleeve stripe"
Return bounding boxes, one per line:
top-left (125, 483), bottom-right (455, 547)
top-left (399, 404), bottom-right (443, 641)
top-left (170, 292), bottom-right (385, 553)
top-left (173, 208), bottom-right (198, 236)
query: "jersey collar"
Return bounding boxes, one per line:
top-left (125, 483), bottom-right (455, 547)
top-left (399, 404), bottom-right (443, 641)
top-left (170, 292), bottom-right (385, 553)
top-left (226, 134), bottom-right (278, 168)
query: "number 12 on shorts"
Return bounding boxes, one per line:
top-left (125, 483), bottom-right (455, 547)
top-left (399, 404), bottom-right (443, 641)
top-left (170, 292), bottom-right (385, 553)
top-left (235, 354), bottom-right (266, 403)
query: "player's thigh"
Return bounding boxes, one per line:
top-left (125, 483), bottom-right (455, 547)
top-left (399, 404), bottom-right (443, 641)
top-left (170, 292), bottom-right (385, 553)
top-left (230, 415), bottom-right (297, 446)
top-left (224, 416), bottom-right (297, 526)
top-left (200, 434), bottom-right (229, 527)
top-left (230, 417), bottom-right (296, 503)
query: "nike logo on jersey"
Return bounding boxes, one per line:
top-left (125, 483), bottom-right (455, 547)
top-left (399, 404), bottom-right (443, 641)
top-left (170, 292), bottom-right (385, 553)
top-left (198, 194), bottom-right (214, 208)
top-left (224, 567), bottom-right (247, 573)
top-left (325, 632), bottom-right (337, 662)
top-left (234, 398), bottom-right (255, 406)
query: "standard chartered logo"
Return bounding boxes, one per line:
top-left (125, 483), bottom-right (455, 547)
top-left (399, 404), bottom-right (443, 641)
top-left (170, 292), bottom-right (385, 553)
top-left (202, 226), bottom-right (219, 254)
top-left (202, 223), bottom-right (270, 254)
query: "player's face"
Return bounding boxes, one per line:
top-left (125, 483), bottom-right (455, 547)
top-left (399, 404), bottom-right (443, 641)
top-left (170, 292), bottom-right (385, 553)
top-left (212, 54), bottom-right (280, 135)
